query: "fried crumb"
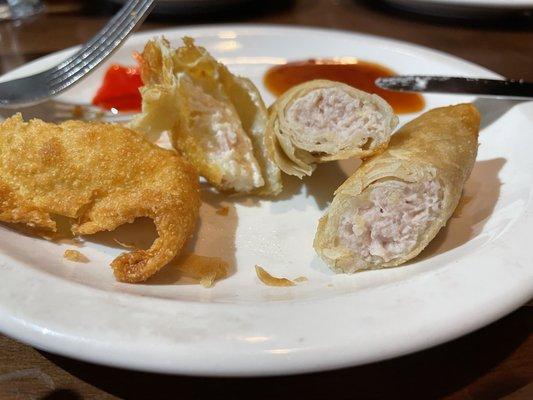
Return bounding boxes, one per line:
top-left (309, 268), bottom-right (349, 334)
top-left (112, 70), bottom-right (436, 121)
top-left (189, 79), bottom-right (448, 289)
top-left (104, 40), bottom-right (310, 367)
top-left (216, 206), bottom-right (229, 216)
top-left (293, 276), bottom-right (308, 283)
top-left (178, 254), bottom-right (229, 288)
top-left (63, 249), bottom-right (89, 263)
top-left (255, 265), bottom-right (295, 287)
top-left (113, 238), bottom-right (136, 249)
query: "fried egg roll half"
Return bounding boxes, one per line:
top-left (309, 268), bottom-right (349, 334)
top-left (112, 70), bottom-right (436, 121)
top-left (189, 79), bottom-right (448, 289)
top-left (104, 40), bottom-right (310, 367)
top-left (131, 37), bottom-right (282, 195)
top-left (266, 79), bottom-right (399, 178)
top-left (314, 104), bottom-right (480, 272)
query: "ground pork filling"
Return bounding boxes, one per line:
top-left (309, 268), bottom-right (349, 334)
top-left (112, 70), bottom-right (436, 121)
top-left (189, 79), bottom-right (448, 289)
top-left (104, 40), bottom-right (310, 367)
top-left (338, 179), bottom-right (442, 264)
top-left (186, 80), bottom-right (264, 192)
top-left (285, 87), bottom-right (388, 152)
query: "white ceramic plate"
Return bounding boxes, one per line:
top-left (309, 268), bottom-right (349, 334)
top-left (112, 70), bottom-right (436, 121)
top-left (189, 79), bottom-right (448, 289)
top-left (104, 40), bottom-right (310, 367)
top-left (383, 0), bottom-right (533, 17)
top-left (0, 25), bottom-right (532, 377)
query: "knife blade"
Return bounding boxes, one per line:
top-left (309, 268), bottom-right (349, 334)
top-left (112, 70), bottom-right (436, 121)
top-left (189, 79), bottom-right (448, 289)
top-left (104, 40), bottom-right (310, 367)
top-left (375, 76), bottom-right (533, 100)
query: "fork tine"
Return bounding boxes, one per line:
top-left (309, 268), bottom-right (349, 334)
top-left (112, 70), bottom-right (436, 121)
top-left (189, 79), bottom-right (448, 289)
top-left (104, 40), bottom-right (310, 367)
top-left (58, 104), bottom-right (135, 124)
top-left (48, 1), bottom-right (146, 86)
top-left (46, 0), bottom-right (142, 80)
top-left (0, 99), bottom-right (137, 123)
top-left (0, 0), bottom-right (154, 106)
top-left (47, 0), bottom-right (153, 94)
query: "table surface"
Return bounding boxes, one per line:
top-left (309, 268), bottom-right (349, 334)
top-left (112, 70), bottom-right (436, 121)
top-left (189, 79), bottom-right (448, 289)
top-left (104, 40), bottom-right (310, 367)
top-left (0, 0), bottom-right (532, 399)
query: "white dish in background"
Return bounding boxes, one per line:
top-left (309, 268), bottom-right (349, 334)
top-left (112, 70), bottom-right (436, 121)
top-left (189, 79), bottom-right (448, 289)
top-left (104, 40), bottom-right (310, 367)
top-left (106, 0), bottom-right (264, 15)
top-left (387, 0), bottom-right (533, 7)
top-left (0, 25), bottom-right (531, 376)
top-left (382, 0), bottom-right (533, 17)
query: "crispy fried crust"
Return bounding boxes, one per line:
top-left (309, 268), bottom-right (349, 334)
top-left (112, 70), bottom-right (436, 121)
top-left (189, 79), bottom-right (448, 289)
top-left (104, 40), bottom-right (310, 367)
top-left (0, 114), bottom-right (200, 283)
top-left (131, 37), bottom-right (282, 195)
top-left (314, 104), bottom-right (480, 272)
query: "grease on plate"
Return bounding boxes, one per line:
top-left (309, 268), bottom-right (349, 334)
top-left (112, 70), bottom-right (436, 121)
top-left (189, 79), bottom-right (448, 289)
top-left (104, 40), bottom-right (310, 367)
top-left (216, 206), bottom-right (230, 216)
top-left (178, 254), bottom-right (229, 288)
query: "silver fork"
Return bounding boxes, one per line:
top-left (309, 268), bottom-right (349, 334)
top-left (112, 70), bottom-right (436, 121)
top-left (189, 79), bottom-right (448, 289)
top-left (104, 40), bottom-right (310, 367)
top-left (0, 101), bottom-right (137, 123)
top-left (0, 0), bottom-right (155, 107)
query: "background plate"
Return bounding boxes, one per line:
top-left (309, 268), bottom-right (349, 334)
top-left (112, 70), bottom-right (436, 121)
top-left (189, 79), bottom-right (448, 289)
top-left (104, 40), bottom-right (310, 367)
top-left (382, 0), bottom-right (533, 17)
top-left (0, 25), bottom-right (532, 376)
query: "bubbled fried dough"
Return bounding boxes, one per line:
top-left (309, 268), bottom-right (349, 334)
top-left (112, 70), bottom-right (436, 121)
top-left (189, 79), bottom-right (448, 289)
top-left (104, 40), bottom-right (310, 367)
top-left (0, 114), bottom-right (200, 283)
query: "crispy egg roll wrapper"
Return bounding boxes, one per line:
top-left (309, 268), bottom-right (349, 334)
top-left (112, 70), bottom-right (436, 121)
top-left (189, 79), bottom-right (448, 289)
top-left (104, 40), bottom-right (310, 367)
top-left (266, 79), bottom-right (399, 178)
top-left (131, 37), bottom-right (282, 196)
top-left (314, 104), bottom-right (480, 272)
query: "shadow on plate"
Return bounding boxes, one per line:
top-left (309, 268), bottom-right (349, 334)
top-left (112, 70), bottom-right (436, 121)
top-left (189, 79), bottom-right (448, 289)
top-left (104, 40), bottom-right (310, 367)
top-left (474, 98), bottom-right (525, 131)
top-left (86, 217), bottom-right (158, 251)
top-left (273, 158), bottom-right (360, 210)
top-left (304, 158), bottom-right (360, 210)
top-left (145, 184), bottom-right (238, 285)
top-left (416, 157), bottom-right (505, 261)
top-left (39, 307), bottom-right (532, 400)
top-left (0, 217), bottom-right (76, 245)
top-left (146, 158), bottom-right (359, 283)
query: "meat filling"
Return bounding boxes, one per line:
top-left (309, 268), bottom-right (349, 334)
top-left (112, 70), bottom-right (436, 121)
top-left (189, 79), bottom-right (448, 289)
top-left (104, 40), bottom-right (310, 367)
top-left (338, 179), bottom-right (442, 265)
top-left (182, 76), bottom-right (264, 192)
top-left (285, 87), bottom-right (389, 153)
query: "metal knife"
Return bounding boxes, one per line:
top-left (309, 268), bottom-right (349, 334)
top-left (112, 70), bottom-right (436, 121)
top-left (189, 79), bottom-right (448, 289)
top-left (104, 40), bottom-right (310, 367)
top-left (375, 76), bottom-right (533, 100)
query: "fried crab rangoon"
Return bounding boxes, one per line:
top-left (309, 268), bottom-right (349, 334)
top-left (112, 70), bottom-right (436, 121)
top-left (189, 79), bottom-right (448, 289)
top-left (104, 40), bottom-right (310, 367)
top-left (0, 114), bottom-right (200, 283)
top-left (131, 37), bottom-right (282, 195)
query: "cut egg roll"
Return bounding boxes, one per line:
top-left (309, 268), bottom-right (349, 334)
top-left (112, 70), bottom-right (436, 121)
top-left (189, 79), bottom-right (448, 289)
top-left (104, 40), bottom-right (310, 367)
top-left (314, 104), bottom-right (480, 272)
top-left (131, 37), bottom-right (282, 195)
top-left (266, 79), bottom-right (399, 178)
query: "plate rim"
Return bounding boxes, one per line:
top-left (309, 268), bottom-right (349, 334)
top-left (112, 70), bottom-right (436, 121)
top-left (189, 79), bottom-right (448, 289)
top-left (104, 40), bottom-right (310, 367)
top-left (0, 24), bottom-right (532, 377)
top-left (0, 23), bottom-right (503, 82)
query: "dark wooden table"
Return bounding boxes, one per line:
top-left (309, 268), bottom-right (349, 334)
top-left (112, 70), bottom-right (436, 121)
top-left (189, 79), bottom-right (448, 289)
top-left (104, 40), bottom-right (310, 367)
top-left (0, 1), bottom-right (532, 399)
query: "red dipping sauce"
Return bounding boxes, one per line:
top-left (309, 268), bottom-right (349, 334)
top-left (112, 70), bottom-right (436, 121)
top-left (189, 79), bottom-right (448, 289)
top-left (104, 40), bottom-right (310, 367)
top-left (264, 59), bottom-right (425, 114)
top-left (92, 64), bottom-right (142, 112)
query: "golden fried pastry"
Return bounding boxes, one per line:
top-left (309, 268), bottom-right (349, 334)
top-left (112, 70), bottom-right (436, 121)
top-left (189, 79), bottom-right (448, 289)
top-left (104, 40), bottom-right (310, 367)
top-left (0, 114), bottom-right (200, 283)
top-left (63, 249), bottom-right (89, 263)
top-left (266, 79), bottom-right (399, 178)
top-left (131, 37), bottom-right (282, 195)
top-left (314, 104), bottom-right (480, 272)
top-left (255, 265), bottom-right (295, 287)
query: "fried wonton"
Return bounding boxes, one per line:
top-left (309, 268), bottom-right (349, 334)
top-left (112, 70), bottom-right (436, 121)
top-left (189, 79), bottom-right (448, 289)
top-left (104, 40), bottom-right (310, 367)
top-left (131, 37), bottom-right (282, 195)
top-left (0, 114), bottom-right (200, 283)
